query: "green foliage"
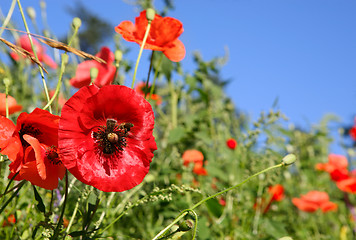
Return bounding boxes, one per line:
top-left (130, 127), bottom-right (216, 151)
top-left (0, 1), bottom-right (355, 240)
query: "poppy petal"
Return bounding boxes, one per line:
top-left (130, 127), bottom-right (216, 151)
top-left (23, 134), bottom-right (46, 179)
top-left (163, 39), bottom-right (186, 62)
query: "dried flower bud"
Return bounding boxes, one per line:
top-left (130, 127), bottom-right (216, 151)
top-left (282, 154), bottom-right (296, 166)
top-left (72, 17), bottom-right (82, 29)
top-left (146, 8), bottom-right (156, 22)
top-left (178, 219), bottom-right (194, 232)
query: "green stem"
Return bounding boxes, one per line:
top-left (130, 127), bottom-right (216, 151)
top-left (42, 53), bottom-right (67, 110)
top-left (5, 83), bottom-right (9, 118)
top-left (145, 51), bottom-right (155, 98)
top-left (168, 78), bottom-right (177, 128)
top-left (131, 21), bottom-right (152, 89)
top-left (51, 171), bottom-right (68, 240)
top-left (149, 53), bottom-right (163, 99)
top-left (0, 180), bottom-right (25, 215)
top-left (0, 0), bottom-right (16, 37)
top-left (16, 0), bottom-right (52, 113)
top-left (152, 163), bottom-right (284, 240)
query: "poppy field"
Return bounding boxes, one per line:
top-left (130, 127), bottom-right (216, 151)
top-left (0, 1), bottom-right (356, 240)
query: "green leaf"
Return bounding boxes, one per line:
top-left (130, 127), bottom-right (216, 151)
top-left (32, 185), bottom-right (45, 213)
top-left (69, 230), bottom-right (87, 237)
top-left (205, 198), bottom-right (223, 218)
top-left (168, 126), bottom-right (185, 144)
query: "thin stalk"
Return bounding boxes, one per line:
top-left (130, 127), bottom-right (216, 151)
top-left (145, 51), bottom-right (155, 98)
top-left (149, 53), bottom-right (163, 99)
top-left (5, 83), bottom-right (9, 118)
top-left (152, 163), bottom-right (284, 240)
top-left (168, 78), bottom-right (178, 128)
top-left (0, 0), bottom-right (16, 37)
top-left (131, 21), bottom-right (152, 88)
top-left (51, 171), bottom-right (68, 240)
top-left (16, 0), bottom-right (52, 113)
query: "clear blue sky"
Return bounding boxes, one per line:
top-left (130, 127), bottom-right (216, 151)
top-left (2, 0), bottom-right (356, 151)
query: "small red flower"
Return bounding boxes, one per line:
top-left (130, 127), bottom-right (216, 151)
top-left (219, 197), bottom-right (226, 207)
top-left (10, 35), bottom-right (57, 69)
top-left (292, 191), bottom-right (337, 213)
top-left (135, 82), bottom-right (162, 105)
top-left (2, 214), bottom-right (16, 227)
top-left (70, 47), bottom-right (116, 88)
top-left (193, 161), bottom-right (208, 176)
top-left (226, 138), bottom-right (237, 150)
top-left (115, 10), bottom-right (185, 62)
top-left (58, 85), bottom-right (157, 192)
top-left (182, 149), bottom-right (204, 166)
top-left (0, 93), bottom-right (22, 116)
top-left (0, 108), bottom-right (60, 174)
top-left (350, 125), bottom-right (356, 141)
top-left (268, 184), bottom-right (285, 201)
top-left (315, 154), bottom-right (349, 181)
top-left (336, 177), bottom-right (356, 193)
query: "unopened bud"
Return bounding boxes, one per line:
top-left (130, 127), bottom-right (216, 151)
top-left (282, 154), bottom-right (296, 166)
top-left (61, 54), bottom-right (69, 64)
top-left (115, 50), bottom-right (123, 62)
top-left (178, 219), bottom-right (194, 232)
top-left (26, 7), bottom-right (36, 20)
top-left (72, 17), bottom-right (82, 29)
top-left (3, 78), bottom-right (11, 87)
top-left (146, 8), bottom-right (156, 22)
top-left (40, 0), bottom-right (46, 9)
top-left (90, 67), bottom-right (99, 80)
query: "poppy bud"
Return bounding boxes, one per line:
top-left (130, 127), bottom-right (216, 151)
top-left (72, 17), bottom-right (82, 29)
top-left (90, 67), bottom-right (99, 81)
top-left (115, 50), bottom-right (123, 63)
top-left (178, 219), bottom-right (194, 232)
top-left (282, 154), bottom-right (296, 166)
top-left (61, 53), bottom-right (69, 64)
top-left (40, 0), bottom-right (46, 9)
top-left (3, 78), bottom-right (10, 87)
top-left (146, 8), bottom-right (156, 22)
top-left (26, 7), bottom-right (36, 20)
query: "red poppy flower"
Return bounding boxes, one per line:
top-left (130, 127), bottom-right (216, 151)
top-left (182, 149), bottom-right (204, 166)
top-left (350, 126), bottom-right (356, 141)
top-left (8, 136), bottom-right (66, 190)
top-left (58, 85), bottom-right (157, 192)
top-left (337, 177), bottom-right (356, 193)
top-left (69, 47), bottom-right (116, 88)
top-left (10, 35), bottom-right (57, 69)
top-left (292, 191), bottom-right (337, 213)
top-left (315, 154), bottom-right (349, 181)
top-left (115, 10), bottom-right (185, 62)
top-left (2, 214), bottom-right (16, 227)
top-left (135, 82), bottom-right (162, 105)
top-left (226, 138), bottom-right (237, 150)
top-left (0, 108), bottom-right (60, 173)
top-left (193, 161), bottom-right (208, 176)
top-left (219, 198), bottom-right (226, 207)
top-left (268, 184), bottom-right (285, 201)
top-left (0, 93), bottom-right (22, 116)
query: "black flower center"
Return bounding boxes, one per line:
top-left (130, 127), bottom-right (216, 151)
top-left (19, 124), bottom-right (41, 147)
top-left (46, 146), bottom-right (62, 165)
top-left (93, 119), bottom-right (133, 155)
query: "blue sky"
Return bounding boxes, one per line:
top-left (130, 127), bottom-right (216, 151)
top-left (2, 0), bottom-right (356, 151)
